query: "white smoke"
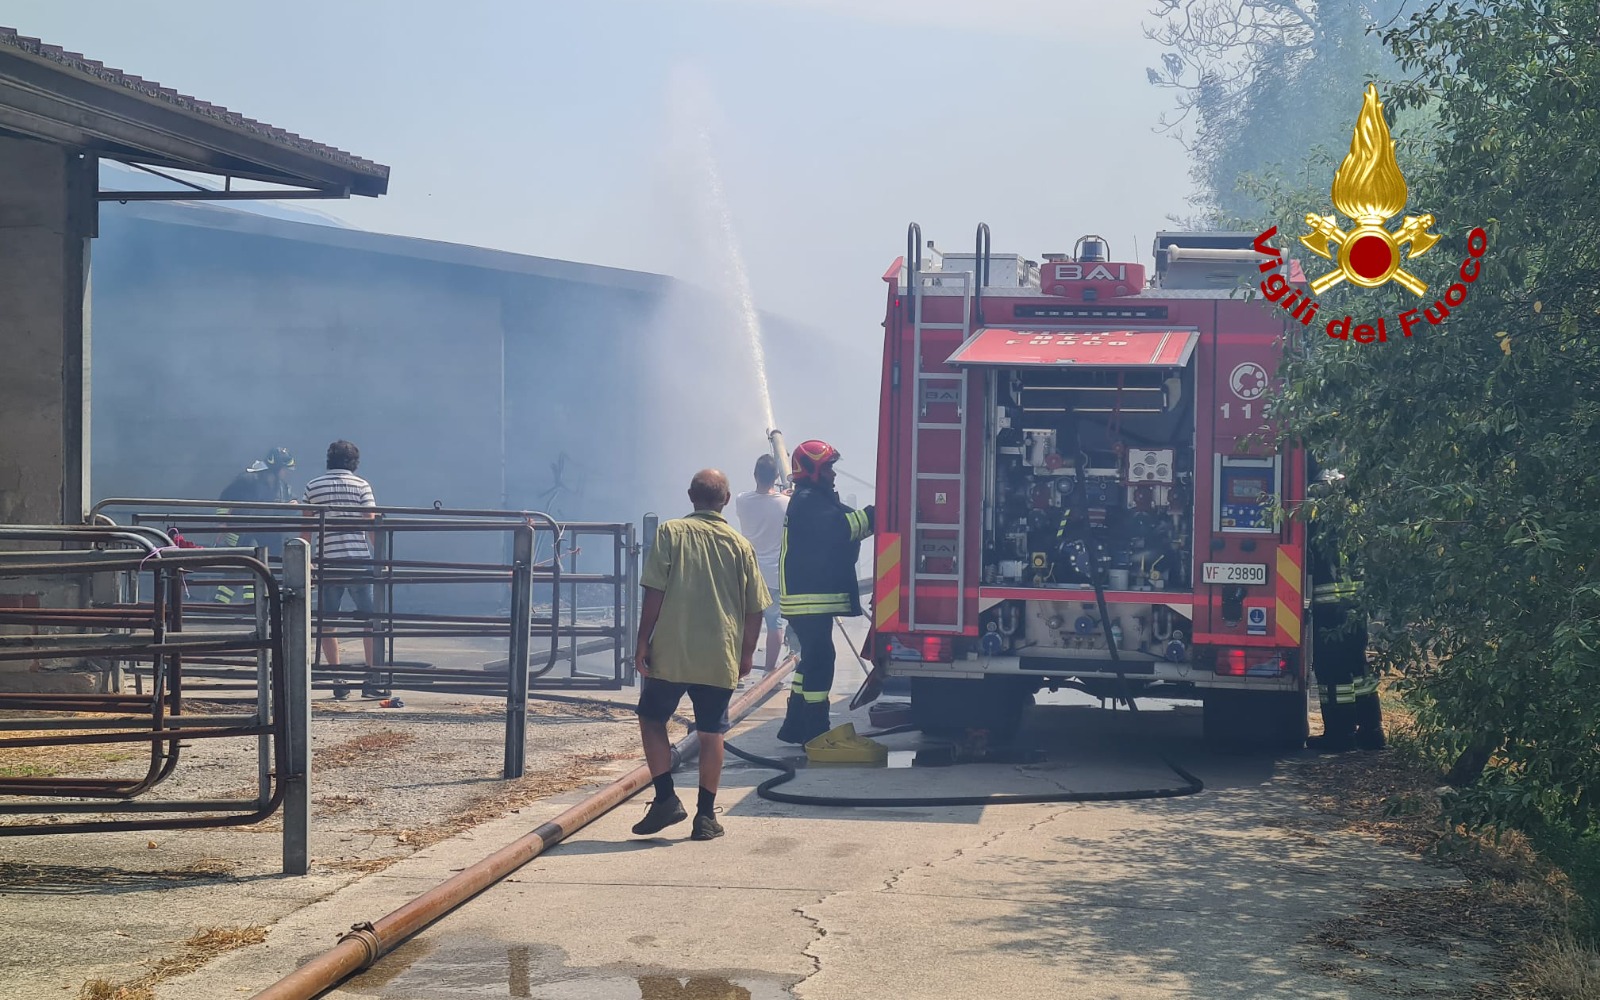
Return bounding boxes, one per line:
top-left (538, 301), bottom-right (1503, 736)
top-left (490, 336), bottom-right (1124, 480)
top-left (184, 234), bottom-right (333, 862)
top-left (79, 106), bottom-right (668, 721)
top-left (634, 65), bottom-right (782, 516)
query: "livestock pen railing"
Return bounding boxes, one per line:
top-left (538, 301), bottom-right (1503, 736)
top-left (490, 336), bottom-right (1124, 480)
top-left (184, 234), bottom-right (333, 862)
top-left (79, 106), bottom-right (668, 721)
top-left (0, 526), bottom-right (315, 872)
top-left (88, 499), bottom-right (639, 697)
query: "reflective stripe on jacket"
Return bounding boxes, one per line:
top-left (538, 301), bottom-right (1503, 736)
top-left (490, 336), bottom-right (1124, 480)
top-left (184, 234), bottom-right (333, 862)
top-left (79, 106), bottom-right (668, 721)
top-left (1307, 512), bottom-right (1361, 607)
top-left (1311, 581), bottom-right (1361, 604)
top-left (779, 485), bottom-right (874, 617)
top-left (1318, 673), bottom-right (1379, 704)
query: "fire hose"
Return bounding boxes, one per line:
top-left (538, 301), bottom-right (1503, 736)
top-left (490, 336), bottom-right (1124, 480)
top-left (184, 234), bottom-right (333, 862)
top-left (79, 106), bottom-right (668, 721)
top-left (252, 643), bottom-right (1197, 999)
top-left (249, 659), bottom-right (799, 1000)
top-left (266, 595), bottom-right (1150, 992)
top-left (721, 619), bottom-right (1203, 807)
top-left (722, 737), bottom-right (1202, 808)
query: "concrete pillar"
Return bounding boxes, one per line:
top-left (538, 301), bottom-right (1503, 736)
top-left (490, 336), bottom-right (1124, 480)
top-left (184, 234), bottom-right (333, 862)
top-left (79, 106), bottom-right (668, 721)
top-left (0, 138), bottom-right (97, 693)
top-left (0, 136), bottom-right (94, 527)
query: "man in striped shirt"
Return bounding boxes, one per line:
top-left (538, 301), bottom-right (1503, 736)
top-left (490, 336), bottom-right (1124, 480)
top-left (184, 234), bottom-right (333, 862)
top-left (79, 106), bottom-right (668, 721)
top-left (299, 440), bottom-right (379, 677)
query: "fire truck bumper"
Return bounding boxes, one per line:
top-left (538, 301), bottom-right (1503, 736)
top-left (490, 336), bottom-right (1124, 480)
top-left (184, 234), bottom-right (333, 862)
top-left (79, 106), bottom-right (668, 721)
top-left (885, 654), bottom-right (1302, 692)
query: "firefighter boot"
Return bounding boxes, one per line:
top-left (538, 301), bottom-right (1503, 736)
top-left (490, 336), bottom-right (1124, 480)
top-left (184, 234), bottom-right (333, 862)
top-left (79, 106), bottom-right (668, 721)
top-left (1354, 694), bottom-right (1386, 750)
top-left (776, 694), bottom-right (810, 745)
top-left (1307, 692), bottom-right (1357, 752)
top-left (788, 699), bottom-right (831, 747)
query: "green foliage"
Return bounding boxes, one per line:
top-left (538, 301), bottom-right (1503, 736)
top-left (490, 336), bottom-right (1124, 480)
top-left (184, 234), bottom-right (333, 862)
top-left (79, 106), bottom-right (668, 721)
top-left (1144, 0), bottom-right (1412, 221)
top-left (1278, 0), bottom-right (1600, 839)
top-left (1157, 0), bottom-right (1600, 839)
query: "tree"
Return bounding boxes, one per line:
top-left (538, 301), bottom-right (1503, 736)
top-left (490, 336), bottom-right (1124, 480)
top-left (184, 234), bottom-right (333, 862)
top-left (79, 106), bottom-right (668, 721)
top-left (1152, 0), bottom-right (1600, 839)
top-left (1271, 0), bottom-right (1600, 837)
top-left (1145, 0), bottom-right (1411, 222)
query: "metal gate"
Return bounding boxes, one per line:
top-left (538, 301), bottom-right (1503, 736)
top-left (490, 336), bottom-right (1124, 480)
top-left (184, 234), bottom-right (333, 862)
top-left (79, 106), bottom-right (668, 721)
top-left (90, 499), bottom-right (639, 695)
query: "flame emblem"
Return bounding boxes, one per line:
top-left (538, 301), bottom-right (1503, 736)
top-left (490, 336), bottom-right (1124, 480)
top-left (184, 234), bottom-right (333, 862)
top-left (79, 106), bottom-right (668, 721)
top-left (1299, 84), bottom-right (1440, 296)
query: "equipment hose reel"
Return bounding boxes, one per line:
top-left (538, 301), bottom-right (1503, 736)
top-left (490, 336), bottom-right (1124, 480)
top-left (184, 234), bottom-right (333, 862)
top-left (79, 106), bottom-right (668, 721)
top-left (1066, 414), bottom-right (1141, 714)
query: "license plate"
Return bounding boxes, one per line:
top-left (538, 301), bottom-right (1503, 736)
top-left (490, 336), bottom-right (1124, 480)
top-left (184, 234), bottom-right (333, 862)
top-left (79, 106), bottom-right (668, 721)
top-left (1202, 562), bottom-right (1267, 585)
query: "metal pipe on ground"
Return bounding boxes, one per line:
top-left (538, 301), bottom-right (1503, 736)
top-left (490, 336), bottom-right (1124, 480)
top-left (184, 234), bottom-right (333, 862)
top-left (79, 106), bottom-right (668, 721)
top-left (248, 656), bottom-right (796, 1000)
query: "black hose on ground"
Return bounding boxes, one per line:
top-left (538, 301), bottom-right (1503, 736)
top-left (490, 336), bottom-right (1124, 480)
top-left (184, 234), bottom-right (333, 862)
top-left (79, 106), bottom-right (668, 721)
top-left (718, 579), bottom-right (1202, 807)
top-left (505, 667), bottom-right (1204, 807)
top-left (721, 737), bottom-right (1203, 807)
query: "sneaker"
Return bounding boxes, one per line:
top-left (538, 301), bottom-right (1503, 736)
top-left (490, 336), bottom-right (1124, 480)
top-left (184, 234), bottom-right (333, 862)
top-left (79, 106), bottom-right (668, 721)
top-left (631, 796), bottom-right (687, 836)
top-left (691, 813), bottom-right (724, 841)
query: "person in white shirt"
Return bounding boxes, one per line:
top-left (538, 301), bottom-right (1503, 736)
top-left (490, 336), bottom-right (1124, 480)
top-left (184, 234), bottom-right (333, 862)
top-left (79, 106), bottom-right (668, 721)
top-left (298, 440), bottom-right (379, 683)
top-left (734, 454), bottom-right (790, 672)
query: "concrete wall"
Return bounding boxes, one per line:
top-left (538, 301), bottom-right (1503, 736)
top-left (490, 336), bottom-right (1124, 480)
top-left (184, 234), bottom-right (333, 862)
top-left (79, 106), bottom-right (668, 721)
top-left (90, 217), bottom-right (507, 512)
top-left (88, 203), bottom-right (843, 610)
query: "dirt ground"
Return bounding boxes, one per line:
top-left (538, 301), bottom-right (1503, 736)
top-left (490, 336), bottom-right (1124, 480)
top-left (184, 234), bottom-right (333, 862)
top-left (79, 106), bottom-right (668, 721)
top-left (0, 675), bottom-right (666, 1000)
top-left (1288, 699), bottom-right (1600, 1000)
top-left (3, 668), bottom-right (1596, 1000)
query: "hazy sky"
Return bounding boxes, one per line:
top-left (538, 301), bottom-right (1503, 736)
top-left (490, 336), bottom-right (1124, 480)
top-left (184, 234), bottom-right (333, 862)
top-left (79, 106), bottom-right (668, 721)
top-left (8, 0), bottom-right (1195, 344)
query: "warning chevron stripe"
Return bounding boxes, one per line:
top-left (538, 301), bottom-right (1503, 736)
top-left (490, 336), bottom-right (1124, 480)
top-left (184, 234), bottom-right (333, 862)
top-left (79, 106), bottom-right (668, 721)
top-left (875, 533), bottom-right (902, 631)
top-left (1276, 546), bottom-right (1302, 646)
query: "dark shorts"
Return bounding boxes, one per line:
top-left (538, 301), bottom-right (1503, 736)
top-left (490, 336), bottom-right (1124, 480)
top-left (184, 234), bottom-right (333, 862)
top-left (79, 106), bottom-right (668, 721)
top-left (636, 677), bottom-right (733, 734)
top-left (319, 561), bottom-right (375, 618)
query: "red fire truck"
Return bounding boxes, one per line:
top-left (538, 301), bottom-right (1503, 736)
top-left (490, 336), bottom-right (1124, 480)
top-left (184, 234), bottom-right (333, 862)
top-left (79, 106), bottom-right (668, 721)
top-left (869, 225), bottom-right (1313, 750)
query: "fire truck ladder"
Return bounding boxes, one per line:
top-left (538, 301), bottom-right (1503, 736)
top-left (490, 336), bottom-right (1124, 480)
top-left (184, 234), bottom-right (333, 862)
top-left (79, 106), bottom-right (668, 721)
top-left (907, 262), bottom-right (972, 635)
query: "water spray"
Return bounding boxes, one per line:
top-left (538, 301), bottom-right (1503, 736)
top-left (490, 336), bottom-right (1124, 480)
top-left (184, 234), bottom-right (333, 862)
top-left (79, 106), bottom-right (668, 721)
top-left (683, 107), bottom-right (775, 433)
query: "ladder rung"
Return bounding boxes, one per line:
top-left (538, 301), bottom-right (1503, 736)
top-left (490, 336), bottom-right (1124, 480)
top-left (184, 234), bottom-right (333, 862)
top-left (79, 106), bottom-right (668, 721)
top-left (919, 322), bottom-right (968, 329)
top-left (918, 372), bottom-right (963, 380)
top-left (915, 473), bottom-right (961, 481)
top-left (912, 573), bottom-right (962, 581)
top-left (914, 522), bottom-right (960, 530)
top-left (916, 423), bottom-right (963, 431)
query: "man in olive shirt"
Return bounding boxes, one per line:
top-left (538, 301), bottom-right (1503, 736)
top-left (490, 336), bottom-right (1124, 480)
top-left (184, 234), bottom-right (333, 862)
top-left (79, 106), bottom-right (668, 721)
top-left (633, 468), bottom-right (770, 841)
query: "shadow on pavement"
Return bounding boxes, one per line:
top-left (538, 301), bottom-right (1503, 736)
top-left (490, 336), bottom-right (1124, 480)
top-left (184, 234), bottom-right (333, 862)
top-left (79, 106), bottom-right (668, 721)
top-left (0, 859), bottom-right (263, 895)
top-left (548, 838), bottom-right (674, 856)
top-left (716, 699), bottom-right (1289, 824)
top-left (925, 711), bottom-right (1488, 997)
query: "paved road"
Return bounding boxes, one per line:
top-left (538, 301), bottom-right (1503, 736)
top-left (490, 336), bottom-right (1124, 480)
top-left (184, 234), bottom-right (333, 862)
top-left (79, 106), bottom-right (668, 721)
top-left (161, 626), bottom-right (1488, 999)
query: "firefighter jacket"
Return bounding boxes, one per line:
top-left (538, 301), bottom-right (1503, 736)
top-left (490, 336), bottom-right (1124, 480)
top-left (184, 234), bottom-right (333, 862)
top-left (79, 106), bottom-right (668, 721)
top-left (1307, 516), bottom-right (1361, 608)
top-left (1307, 515), bottom-right (1370, 685)
top-left (779, 485), bottom-right (874, 618)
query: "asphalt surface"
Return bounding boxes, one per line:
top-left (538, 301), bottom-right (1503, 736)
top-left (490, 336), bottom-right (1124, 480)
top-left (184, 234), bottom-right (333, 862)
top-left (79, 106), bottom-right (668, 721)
top-left (153, 624), bottom-right (1493, 1000)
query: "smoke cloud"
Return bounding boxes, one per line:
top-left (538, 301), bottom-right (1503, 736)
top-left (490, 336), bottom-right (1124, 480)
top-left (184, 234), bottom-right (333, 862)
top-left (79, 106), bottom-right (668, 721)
top-left (634, 64), bottom-right (782, 518)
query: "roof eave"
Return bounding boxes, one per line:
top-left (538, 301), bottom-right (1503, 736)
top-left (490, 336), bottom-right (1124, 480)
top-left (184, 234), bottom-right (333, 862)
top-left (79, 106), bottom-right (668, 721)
top-left (0, 34), bottom-right (389, 198)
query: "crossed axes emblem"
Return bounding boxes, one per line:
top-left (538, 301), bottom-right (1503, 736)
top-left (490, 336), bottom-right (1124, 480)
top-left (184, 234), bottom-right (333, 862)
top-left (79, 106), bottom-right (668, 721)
top-left (1299, 213), bottom-right (1441, 297)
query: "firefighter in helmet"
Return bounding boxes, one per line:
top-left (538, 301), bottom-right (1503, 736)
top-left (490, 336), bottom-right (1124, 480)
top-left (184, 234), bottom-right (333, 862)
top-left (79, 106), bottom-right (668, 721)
top-left (1305, 462), bottom-right (1385, 752)
top-left (215, 447), bottom-right (297, 605)
top-left (776, 440), bottom-right (874, 745)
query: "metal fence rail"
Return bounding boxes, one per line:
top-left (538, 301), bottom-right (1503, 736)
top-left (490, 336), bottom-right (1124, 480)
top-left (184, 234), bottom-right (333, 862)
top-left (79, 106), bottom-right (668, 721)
top-left (0, 533), bottom-right (310, 871)
top-left (88, 499), bottom-right (638, 695)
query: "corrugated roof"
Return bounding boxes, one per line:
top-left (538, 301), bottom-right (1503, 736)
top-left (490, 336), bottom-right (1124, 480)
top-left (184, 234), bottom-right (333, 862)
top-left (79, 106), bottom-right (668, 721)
top-left (112, 199), bottom-right (675, 295)
top-left (0, 26), bottom-right (388, 195)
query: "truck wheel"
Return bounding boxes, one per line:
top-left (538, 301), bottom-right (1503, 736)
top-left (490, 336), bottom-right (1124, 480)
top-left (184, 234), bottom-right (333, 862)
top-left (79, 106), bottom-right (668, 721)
top-left (1203, 689), bottom-right (1309, 753)
top-left (911, 677), bottom-right (1034, 739)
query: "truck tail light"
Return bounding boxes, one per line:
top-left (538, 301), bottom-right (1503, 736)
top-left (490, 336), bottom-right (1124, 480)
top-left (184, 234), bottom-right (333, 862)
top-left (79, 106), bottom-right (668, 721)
top-left (1213, 648), bottom-right (1289, 677)
top-left (1216, 649), bottom-right (1247, 676)
top-left (885, 634), bottom-right (953, 663)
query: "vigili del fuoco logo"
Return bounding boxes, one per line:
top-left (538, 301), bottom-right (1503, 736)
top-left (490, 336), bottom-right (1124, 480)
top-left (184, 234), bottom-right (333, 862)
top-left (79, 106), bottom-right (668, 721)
top-left (1251, 83), bottom-right (1488, 345)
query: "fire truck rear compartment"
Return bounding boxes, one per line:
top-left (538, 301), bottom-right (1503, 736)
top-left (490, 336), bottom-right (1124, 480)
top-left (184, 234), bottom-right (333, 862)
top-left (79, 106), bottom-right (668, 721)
top-left (980, 357), bottom-right (1199, 677)
top-left (880, 231), bottom-right (1310, 751)
top-left (911, 352), bottom-right (1304, 750)
top-left (985, 360), bottom-right (1196, 595)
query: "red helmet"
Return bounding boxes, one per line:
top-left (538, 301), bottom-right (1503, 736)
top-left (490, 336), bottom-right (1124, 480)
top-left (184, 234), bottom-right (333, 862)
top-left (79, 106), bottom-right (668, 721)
top-left (791, 439), bottom-right (840, 483)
